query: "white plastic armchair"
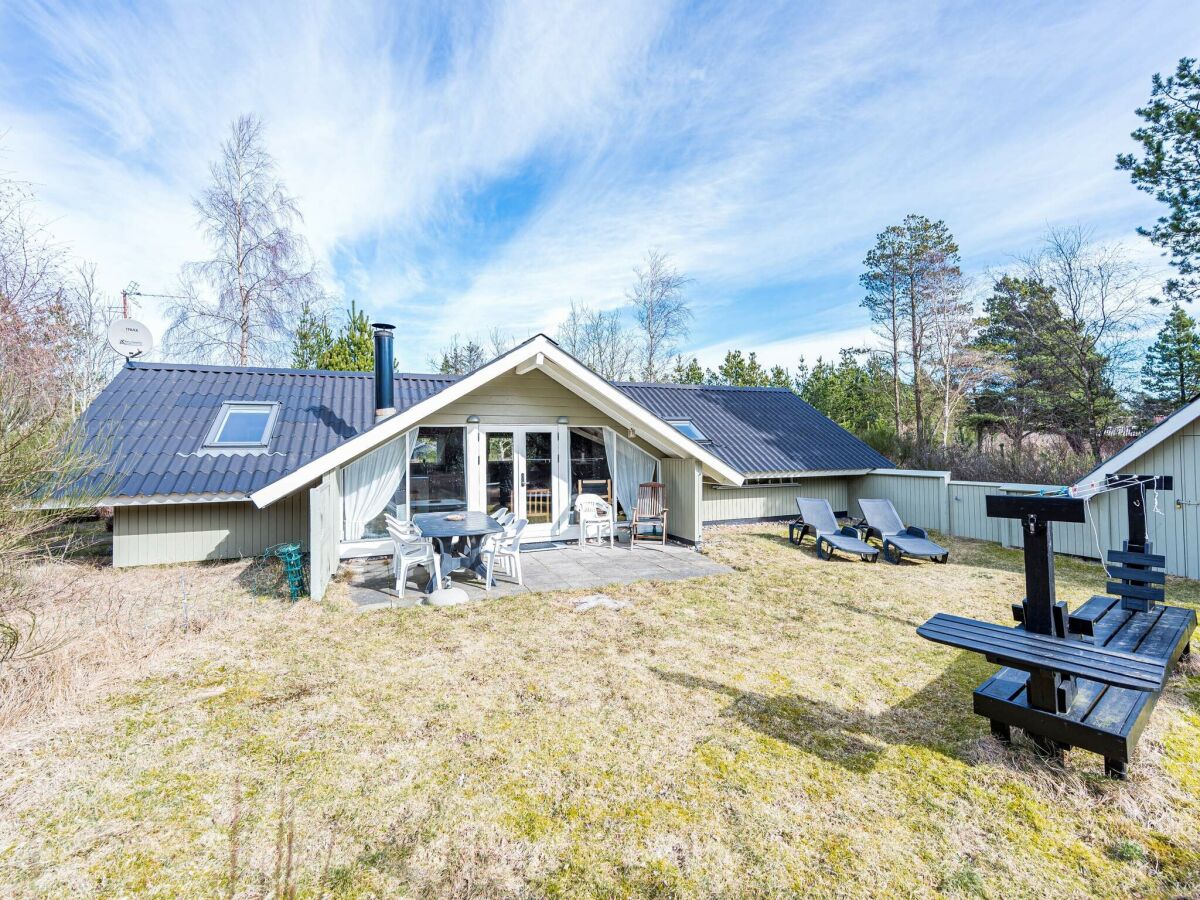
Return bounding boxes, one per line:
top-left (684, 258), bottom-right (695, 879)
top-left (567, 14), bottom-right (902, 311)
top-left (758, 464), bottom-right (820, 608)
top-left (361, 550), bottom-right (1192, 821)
top-left (385, 515), bottom-right (441, 598)
top-left (575, 493), bottom-right (615, 548)
top-left (481, 518), bottom-right (527, 593)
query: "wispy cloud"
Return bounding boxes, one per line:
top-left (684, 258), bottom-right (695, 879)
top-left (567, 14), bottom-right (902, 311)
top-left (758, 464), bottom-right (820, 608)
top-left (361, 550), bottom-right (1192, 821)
top-left (1, 0), bottom-right (1195, 368)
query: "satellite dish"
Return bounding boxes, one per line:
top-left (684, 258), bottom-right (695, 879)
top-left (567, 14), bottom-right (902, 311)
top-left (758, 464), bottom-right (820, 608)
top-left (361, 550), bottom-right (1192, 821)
top-left (107, 319), bottom-right (154, 358)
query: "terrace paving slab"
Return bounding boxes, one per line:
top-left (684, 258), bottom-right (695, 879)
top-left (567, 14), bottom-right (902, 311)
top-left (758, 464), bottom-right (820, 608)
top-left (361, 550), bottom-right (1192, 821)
top-left (342, 539), bottom-right (729, 609)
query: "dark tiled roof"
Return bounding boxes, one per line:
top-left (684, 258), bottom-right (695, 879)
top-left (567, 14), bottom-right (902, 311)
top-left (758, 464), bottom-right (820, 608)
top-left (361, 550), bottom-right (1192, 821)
top-left (82, 361), bottom-right (456, 499)
top-left (615, 382), bottom-right (895, 474)
top-left (82, 362), bottom-right (893, 500)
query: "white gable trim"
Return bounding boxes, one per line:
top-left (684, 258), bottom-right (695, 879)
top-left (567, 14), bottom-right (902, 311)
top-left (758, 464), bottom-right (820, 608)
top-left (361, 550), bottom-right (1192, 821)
top-left (1072, 395), bottom-right (1200, 490)
top-left (249, 336), bottom-right (743, 508)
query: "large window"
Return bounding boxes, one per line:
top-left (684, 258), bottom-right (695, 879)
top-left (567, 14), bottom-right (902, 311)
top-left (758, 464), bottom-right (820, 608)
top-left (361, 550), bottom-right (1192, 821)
top-left (409, 427), bottom-right (467, 516)
top-left (569, 427), bottom-right (620, 521)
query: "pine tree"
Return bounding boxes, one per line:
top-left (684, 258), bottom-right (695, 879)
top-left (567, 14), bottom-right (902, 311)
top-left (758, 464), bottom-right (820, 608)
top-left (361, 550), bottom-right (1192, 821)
top-left (706, 350), bottom-right (772, 386)
top-left (1142, 304), bottom-right (1200, 406)
top-left (290, 302), bottom-right (334, 369)
top-left (1117, 58), bottom-right (1200, 303)
top-left (669, 355), bottom-right (705, 384)
top-left (318, 302), bottom-right (374, 372)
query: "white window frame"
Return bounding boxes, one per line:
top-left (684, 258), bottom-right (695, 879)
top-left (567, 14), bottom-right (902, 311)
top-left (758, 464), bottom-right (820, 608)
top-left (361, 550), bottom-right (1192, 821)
top-left (203, 401), bottom-right (281, 449)
top-left (665, 419), bottom-right (709, 443)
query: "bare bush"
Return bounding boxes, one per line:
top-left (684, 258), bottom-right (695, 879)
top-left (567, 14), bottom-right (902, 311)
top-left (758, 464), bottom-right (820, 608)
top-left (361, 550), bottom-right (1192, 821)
top-left (901, 441), bottom-right (1097, 484)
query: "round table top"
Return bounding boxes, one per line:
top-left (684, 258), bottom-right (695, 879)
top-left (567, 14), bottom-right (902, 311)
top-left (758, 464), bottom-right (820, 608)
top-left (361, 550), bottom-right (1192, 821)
top-left (412, 511), bottom-right (504, 539)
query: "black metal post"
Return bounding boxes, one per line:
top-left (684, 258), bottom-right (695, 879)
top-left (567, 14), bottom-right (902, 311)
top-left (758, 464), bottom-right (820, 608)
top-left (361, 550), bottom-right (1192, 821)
top-left (1020, 512), bottom-right (1056, 636)
top-left (986, 494), bottom-right (1086, 714)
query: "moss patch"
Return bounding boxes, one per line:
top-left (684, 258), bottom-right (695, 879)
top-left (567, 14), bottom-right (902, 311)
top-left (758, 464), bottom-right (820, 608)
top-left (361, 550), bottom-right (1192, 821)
top-left (1, 527), bottom-right (1198, 897)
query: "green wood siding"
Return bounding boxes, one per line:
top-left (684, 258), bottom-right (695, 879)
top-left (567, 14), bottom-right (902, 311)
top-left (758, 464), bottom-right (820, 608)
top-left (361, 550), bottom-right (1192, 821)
top-left (702, 477), bottom-right (848, 523)
top-left (660, 458), bottom-right (702, 543)
top-left (112, 493), bottom-right (309, 567)
top-left (850, 470), bottom-right (950, 532)
top-left (430, 369), bottom-right (650, 439)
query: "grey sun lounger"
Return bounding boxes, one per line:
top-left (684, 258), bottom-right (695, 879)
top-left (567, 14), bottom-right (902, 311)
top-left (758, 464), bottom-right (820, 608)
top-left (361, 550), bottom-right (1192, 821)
top-left (858, 498), bottom-right (949, 564)
top-left (793, 498), bottom-right (879, 562)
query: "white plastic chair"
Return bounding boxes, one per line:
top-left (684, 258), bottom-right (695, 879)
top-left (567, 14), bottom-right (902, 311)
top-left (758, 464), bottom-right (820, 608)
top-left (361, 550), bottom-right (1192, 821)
top-left (494, 508), bottom-right (514, 526)
top-left (481, 518), bottom-right (526, 593)
top-left (575, 493), bottom-right (615, 548)
top-left (385, 515), bottom-right (441, 599)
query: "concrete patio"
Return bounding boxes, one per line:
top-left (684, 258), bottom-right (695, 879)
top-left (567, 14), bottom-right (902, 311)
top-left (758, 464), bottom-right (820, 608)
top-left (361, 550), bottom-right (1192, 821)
top-left (341, 539), bottom-right (731, 610)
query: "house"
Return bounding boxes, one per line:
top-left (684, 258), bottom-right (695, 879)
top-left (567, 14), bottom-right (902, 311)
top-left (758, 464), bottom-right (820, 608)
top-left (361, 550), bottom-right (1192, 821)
top-left (80, 330), bottom-right (895, 596)
top-left (1067, 393), bottom-right (1200, 579)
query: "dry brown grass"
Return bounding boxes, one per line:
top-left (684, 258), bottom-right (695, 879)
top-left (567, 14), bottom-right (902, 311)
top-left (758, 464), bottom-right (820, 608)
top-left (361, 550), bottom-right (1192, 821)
top-left (0, 525), bottom-right (1197, 898)
top-left (0, 555), bottom-right (278, 737)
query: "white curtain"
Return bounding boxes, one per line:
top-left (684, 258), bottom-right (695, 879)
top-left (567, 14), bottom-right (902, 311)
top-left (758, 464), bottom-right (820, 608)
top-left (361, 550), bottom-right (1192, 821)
top-left (603, 429), bottom-right (659, 520)
top-left (342, 427), bottom-right (418, 540)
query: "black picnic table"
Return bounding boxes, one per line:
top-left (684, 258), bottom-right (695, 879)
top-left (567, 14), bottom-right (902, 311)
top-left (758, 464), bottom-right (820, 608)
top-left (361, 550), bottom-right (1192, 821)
top-left (412, 511), bottom-right (504, 592)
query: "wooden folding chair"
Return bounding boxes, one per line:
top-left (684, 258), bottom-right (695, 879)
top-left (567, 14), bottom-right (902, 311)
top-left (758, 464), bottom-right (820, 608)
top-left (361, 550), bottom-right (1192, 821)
top-left (630, 482), bottom-right (669, 545)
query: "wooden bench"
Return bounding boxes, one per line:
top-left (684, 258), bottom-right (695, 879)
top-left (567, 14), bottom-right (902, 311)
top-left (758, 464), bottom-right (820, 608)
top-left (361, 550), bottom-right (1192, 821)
top-left (917, 477), bottom-right (1195, 778)
top-left (918, 613), bottom-right (1168, 693)
top-left (973, 601), bottom-right (1193, 777)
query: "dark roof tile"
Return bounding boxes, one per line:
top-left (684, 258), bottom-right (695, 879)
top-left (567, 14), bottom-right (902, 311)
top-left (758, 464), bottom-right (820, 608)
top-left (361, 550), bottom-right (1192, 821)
top-left (614, 382), bottom-right (894, 474)
top-left (82, 361), bottom-right (892, 500)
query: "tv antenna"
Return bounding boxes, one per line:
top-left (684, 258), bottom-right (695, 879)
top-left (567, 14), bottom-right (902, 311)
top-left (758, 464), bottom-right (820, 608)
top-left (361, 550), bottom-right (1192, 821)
top-left (119, 281), bottom-right (187, 319)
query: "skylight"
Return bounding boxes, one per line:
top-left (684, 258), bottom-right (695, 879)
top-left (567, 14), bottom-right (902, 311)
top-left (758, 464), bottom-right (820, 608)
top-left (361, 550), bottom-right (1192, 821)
top-left (205, 402), bottom-right (279, 448)
top-left (667, 419), bottom-right (708, 442)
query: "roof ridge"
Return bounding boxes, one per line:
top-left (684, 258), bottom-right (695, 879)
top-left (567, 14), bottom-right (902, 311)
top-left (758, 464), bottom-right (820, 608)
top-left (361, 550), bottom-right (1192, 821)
top-left (615, 380), bottom-right (793, 392)
top-left (127, 361), bottom-right (458, 380)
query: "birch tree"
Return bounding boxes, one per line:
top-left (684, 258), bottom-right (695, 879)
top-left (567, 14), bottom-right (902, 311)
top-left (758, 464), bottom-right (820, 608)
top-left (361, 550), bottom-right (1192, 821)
top-left (166, 115), bottom-right (320, 365)
top-left (556, 301), bottom-right (636, 380)
top-left (925, 271), bottom-right (991, 446)
top-left (629, 250), bottom-right (692, 382)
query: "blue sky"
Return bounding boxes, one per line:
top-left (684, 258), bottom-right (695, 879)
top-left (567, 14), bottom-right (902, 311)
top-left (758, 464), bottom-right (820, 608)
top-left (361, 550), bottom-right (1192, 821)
top-left (1, 0), bottom-right (1197, 371)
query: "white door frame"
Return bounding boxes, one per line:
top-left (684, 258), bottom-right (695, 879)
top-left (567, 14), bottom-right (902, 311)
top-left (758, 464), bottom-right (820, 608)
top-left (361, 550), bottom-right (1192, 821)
top-left (473, 425), bottom-right (567, 539)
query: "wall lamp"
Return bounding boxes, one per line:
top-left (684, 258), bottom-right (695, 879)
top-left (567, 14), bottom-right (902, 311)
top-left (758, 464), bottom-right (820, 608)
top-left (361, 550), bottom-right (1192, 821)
top-left (557, 415), bottom-right (570, 425)
top-left (466, 414), bottom-right (480, 424)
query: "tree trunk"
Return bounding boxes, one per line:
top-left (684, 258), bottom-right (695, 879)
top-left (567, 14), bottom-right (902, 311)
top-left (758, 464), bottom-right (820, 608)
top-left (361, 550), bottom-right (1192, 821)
top-left (909, 286), bottom-right (924, 449)
top-left (942, 372), bottom-right (952, 447)
top-left (891, 307), bottom-right (901, 439)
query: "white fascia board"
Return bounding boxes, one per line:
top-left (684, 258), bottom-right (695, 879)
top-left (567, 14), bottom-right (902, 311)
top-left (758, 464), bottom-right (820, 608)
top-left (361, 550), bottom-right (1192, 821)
top-left (868, 468), bottom-right (951, 478)
top-left (735, 469), bottom-right (875, 480)
top-left (40, 492), bottom-right (249, 509)
top-left (250, 336), bottom-right (743, 509)
top-left (250, 340), bottom-right (549, 508)
top-left (534, 354), bottom-right (744, 485)
top-left (1072, 397), bottom-right (1200, 490)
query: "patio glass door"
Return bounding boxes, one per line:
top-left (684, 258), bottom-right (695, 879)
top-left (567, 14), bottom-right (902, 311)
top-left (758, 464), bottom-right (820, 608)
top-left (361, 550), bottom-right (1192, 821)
top-left (481, 427), bottom-right (559, 538)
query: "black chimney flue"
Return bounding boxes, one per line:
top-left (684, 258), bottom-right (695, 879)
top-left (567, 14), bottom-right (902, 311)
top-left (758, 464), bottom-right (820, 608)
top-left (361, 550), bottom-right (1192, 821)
top-left (372, 323), bottom-right (395, 421)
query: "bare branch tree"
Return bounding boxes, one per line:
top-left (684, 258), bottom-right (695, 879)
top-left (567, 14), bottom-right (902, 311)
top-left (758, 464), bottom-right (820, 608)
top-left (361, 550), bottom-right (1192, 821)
top-left (628, 250), bottom-right (692, 381)
top-left (166, 115), bottom-right (320, 365)
top-left (1021, 226), bottom-right (1150, 458)
top-left (926, 273), bottom-right (995, 446)
top-left (0, 160), bottom-right (68, 408)
top-left (556, 301), bottom-right (637, 381)
top-left (59, 262), bottom-right (120, 413)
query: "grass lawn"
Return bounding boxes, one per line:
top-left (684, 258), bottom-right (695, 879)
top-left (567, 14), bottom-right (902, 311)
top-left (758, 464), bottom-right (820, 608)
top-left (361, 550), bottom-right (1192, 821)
top-left (1, 525), bottom-right (1198, 897)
